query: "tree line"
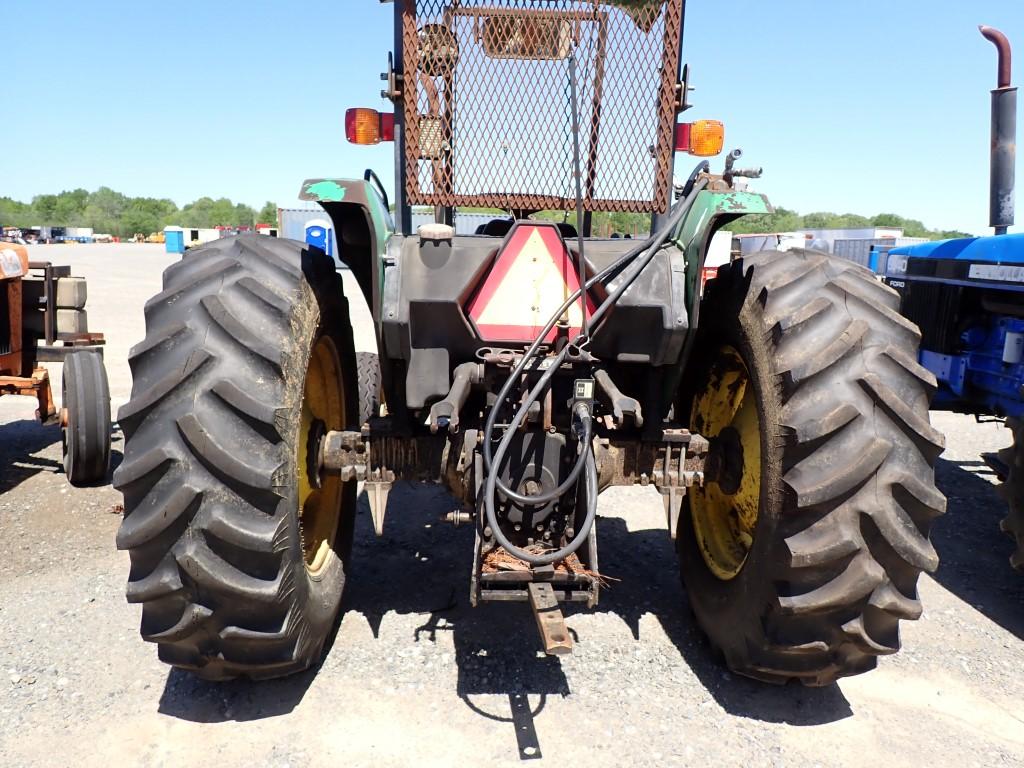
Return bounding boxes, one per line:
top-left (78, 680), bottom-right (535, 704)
top-left (534, 208), bottom-right (974, 240)
top-left (726, 208), bottom-right (973, 240)
top-left (2, 187), bottom-right (974, 241)
top-left (0, 188), bottom-right (278, 238)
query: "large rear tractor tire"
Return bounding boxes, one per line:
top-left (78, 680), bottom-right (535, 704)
top-left (678, 249), bottom-right (946, 685)
top-left (113, 235), bottom-right (359, 680)
top-left (997, 419), bottom-right (1024, 571)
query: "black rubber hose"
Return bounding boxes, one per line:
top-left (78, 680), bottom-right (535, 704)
top-left (484, 342), bottom-right (580, 505)
top-left (484, 409), bottom-right (599, 567)
top-left (492, 408), bottom-right (593, 506)
top-left (482, 243), bottom-right (651, 478)
top-left (480, 165), bottom-right (711, 564)
top-left (483, 171), bottom-right (710, 477)
top-left (679, 160), bottom-right (711, 201)
top-left (589, 172), bottom-right (710, 329)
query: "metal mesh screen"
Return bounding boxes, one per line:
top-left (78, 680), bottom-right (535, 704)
top-left (401, 1), bottom-right (682, 214)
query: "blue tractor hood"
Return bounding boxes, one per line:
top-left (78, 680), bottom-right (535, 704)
top-left (890, 232), bottom-right (1024, 264)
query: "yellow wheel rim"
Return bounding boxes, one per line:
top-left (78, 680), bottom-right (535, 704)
top-left (297, 335), bottom-right (346, 576)
top-left (689, 345), bottom-right (761, 581)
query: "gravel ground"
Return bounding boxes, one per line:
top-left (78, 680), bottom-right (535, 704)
top-left (0, 244), bottom-right (1022, 768)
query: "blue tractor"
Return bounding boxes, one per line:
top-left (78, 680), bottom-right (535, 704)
top-left (885, 26), bottom-right (1022, 571)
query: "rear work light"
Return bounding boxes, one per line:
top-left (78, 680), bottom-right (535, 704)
top-left (674, 119), bottom-right (725, 156)
top-left (345, 108), bottom-right (395, 145)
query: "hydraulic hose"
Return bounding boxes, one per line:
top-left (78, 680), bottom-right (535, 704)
top-left (483, 235), bottom-right (658, 478)
top-left (589, 169), bottom-right (710, 329)
top-left (484, 406), bottom-right (599, 566)
top-left (483, 169), bottom-right (710, 478)
top-left (493, 404), bottom-right (594, 506)
top-left (480, 165), bottom-right (710, 565)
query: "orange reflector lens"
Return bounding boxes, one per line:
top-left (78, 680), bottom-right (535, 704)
top-left (674, 119), bottom-right (725, 157)
top-left (345, 108), bottom-right (394, 145)
top-left (700, 266), bottom-right (719, 291)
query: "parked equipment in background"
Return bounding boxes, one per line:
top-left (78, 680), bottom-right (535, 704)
top-left (885, 25), bottom-right (1023, 571)
top-left (116, 0), bottom-right (943, 686)
top-left (1, 243), bottom-right (111, 485)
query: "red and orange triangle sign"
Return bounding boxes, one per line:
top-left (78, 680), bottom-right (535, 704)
top-left (467, 222), bottom-right (593, 343)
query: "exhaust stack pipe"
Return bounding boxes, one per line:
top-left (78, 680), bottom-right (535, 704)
top-left (980, 25), bottom-right (1017, 235)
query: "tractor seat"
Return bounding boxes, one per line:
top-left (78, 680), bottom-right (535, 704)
top-left (474, 219), bottom-right (578, 239)
top-left (476, 219), bottom-right (514, 237)
top-left (555, 222), bottom-right (578, 239)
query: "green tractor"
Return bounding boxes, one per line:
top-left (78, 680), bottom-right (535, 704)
top-left (114, 0), bottom-right (945, 685)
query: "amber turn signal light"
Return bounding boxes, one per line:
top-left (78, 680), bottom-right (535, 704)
top-left (674, 120), bottom-right (725, 157)
top-left (345, 108), bottom-right (395, 145)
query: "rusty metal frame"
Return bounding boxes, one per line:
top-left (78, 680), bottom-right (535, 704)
top-left (399, 1), bottom-right (683, 215)
top-left (1, 258), bottom-right (103, 425)
top-left (0, 280), bottom-right (21, 375)
top-left (321, 424), bottom-right (707, 502)
top-left (0, 367), bottom-right (56, 423)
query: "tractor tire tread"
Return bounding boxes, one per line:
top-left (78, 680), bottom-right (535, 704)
top-left (114, 235), bottom-right (356, 680)
top-left (997, 419), bottom-right (1024, 571)
top-left (681, 248), bottom-right (945, 686)
top-left (356, 351), bottom-right (381, 425)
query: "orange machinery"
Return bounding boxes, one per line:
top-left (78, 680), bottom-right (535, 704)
top-left (0, 242), bottom-right (111, 485)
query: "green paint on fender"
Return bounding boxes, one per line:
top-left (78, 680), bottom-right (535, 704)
top-left (298, 177), bottom-right (394, 315)
top-left (304, 181), bottom-right (348, 202)
top-left (674, 189), bottom-right (773, 310)
top-left (658, 187), bottom-right (774, 402)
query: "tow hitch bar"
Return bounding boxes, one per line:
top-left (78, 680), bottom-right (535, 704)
top-left (528, 582), bottom-right (573, 656)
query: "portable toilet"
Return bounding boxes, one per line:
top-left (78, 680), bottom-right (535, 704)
top-left (305, 219), bottom-right (332, 257)
top-left (164, 226), bottom-right (185, 254)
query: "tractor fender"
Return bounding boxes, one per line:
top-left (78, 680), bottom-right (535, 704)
top-left (672, 188), bottom-right (773, 315)
top-left (300, 177), bottom-right (396, 408)
top-left (299, 177), bottom-right (394, 322)
top-left (662, 188), bottom-right (773, 401)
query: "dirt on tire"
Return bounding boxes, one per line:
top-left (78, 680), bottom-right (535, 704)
top-left (113, 235), bottom-right (359, 680)
top-left (678, 248), bottom-right (946, 685)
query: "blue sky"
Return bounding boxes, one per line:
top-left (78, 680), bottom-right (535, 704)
top-left (3, 1), bottom-right (1024, 234)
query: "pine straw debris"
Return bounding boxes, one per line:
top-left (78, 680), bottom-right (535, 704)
top-left (481, 546), bottom-right (618, 588)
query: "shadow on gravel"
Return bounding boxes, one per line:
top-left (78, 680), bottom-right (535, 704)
top-left (153, 481), bottom-right (854, 737)
top-left (157, 667), bottom-right (317, 722)
top-left (346, 483), bottom-right (572, 759)
top-left (590, 515), bottom-right (853, 726)
top-left (0, 414), bottom-right (124, 492)
top-left (346, 483), bottom-right (853, 739)
top-left (931, 457), bottom-right (1024, 640)
top-left (0, 416), bottom-right (62, 494)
